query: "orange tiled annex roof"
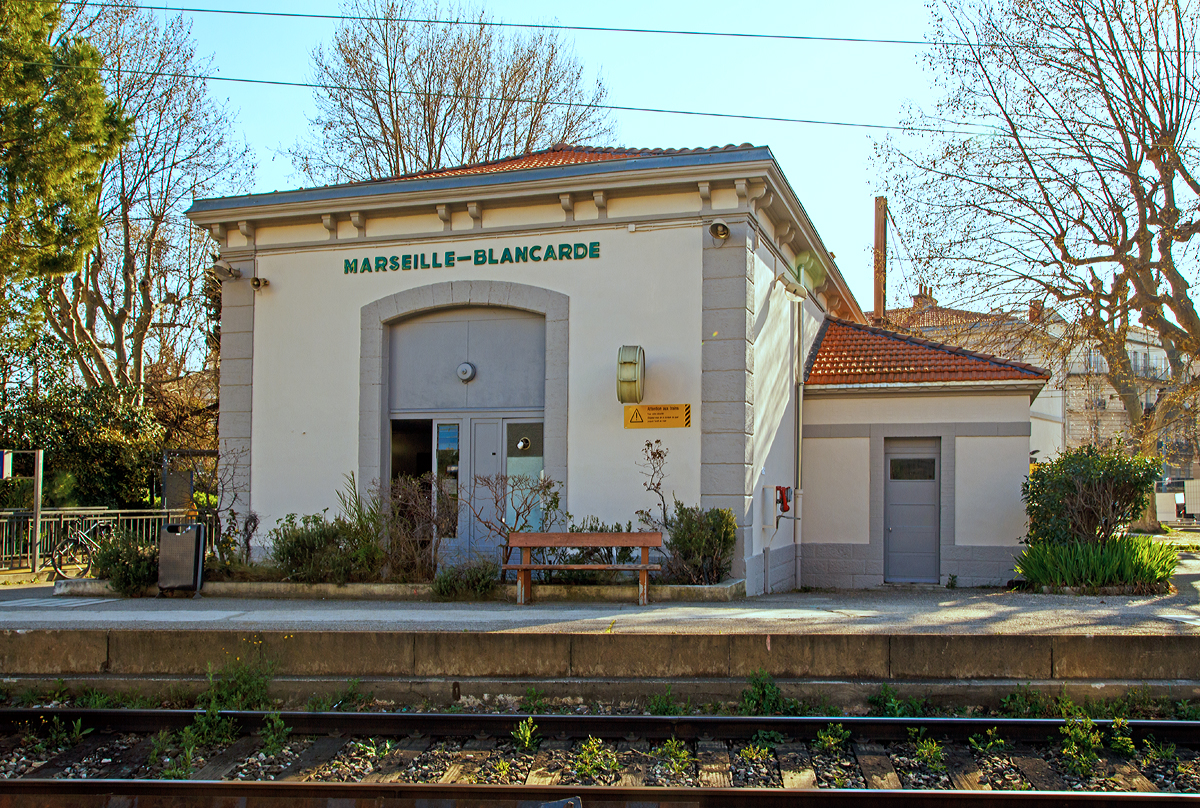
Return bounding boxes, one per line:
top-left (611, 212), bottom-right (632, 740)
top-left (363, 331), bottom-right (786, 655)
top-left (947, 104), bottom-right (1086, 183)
top-left (805, 317), bottom-right (1050, 386)
top-left (401, 143), bottom-right (756, 180)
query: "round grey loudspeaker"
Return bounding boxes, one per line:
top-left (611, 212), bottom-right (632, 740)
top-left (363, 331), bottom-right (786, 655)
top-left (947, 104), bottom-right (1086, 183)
top-left (457, 362), bottom-right (476, 382)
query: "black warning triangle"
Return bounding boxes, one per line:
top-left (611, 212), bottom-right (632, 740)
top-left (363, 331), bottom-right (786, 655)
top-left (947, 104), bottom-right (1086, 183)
top-left (629, 409), bottom-right (644, 423)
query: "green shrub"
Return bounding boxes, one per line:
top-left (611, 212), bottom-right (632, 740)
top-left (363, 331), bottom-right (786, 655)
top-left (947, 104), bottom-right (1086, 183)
top-left (545, 516), bottom-right (636, 584)
top-left (431, 558), bottom-right (500, 600)
top-left (92, 531), bottom-right (158, 596)
top-left (740, 669), bottom-right (785, 715)
top-left (268, 511), bottom-right (384, 584)
top-left (1023, 443), bottom-right (1160, 546)
top-left (1014, 535), bottom-right (1178, 590)
top-left (664, 501), bottom-right (736, 585)
top-left (0, 384), bottom-right (164, 508)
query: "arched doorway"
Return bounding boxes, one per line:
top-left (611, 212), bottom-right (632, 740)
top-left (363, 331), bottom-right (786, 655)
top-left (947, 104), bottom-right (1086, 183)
top-left (388, 306), bottom-right (546, 560)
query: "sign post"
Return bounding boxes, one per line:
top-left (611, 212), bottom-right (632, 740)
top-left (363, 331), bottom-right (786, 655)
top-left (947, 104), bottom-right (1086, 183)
top-left (31, 450), bottom-right (43, 574)
top-left (1, 449), bottom-right (46, 574)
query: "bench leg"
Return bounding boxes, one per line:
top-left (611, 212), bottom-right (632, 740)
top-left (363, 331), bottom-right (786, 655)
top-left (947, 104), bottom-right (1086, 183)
top-left (517, 547), bottom-right (532, 605)
top-left (639, 546), bottom-right (649, 606)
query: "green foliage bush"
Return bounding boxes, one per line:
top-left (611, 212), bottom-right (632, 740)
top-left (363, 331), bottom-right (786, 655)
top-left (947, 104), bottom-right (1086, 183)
top-left (543, 515), bottom-right (636, 583)
top-left (431, 558), bottom-right (500, 600)
top-left (1014, 535), bottom-right (1177, 590)
top-left (0, 384), bottom-right (163, 508)
top-left (664, 502), bottom-right (737, 585)
top-left (268, 511), bottom-right (384, 585)
top-left (92, 531), bottom-right (158, 596)
top-left (1023, 443), bottom-right (1160, 546)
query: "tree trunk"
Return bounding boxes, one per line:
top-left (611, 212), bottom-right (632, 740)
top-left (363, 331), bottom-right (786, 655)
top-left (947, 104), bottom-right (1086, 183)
top-left (1128, 418), bottom-right (1163, 534)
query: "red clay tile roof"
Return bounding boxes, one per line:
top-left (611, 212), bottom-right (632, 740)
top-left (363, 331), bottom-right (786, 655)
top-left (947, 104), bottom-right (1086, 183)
top-left (400, 143), bottom-right (756, 180)
top-left (804, 317), bottom-right (1050, 386)
top-left (886, 304), bottom-right (1018, 332)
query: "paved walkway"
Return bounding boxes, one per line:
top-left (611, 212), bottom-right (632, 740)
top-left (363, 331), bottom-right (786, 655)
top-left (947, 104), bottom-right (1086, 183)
top-left (0, 554), bottom-right (1196, 636)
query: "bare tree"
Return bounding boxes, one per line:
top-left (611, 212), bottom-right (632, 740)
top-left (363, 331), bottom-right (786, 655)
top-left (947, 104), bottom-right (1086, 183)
top-left (878, 0), bottom-right (1200, 462)
top-left (290, 0), bottom-right (613, 183)
top-left (39, 3), bottom-right (253, 406)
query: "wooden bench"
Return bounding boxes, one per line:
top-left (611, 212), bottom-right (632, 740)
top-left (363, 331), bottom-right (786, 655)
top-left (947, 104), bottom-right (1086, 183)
top-left (503, 532), bottom-right (663, 605)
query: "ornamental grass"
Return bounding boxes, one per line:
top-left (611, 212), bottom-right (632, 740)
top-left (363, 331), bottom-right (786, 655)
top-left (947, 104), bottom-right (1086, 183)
top-left (1014, 535), bottom-right (1178, 591)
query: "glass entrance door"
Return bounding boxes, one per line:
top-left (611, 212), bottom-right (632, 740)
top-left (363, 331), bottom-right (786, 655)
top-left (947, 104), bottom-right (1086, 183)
top-left (434, 422), bottom-right (460, 540)
top-left (390, 414), bottom-right (545, 561)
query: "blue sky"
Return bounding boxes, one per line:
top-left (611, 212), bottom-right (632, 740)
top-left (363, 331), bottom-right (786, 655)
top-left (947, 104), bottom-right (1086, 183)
top-left (168, 0), bottom-right (940, 310)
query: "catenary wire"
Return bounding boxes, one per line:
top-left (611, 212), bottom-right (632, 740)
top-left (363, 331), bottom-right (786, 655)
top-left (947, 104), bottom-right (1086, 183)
top-left (61, 0), bottom-right (1154, 52)
top-left (59, 1), bottom-right (957, 47)
top-left (3, 58), bottom-right (996, 137)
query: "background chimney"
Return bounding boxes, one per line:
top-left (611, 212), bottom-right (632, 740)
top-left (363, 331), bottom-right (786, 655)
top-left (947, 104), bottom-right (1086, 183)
top-left (1029, 300), bottom-right (1045, 321)
top-left (873, 196), bottom-right (887, 324)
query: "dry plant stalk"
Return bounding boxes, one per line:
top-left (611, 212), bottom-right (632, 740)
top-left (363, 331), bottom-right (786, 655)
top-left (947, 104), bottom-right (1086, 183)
top-left (385, 473), bottom-right (459, 580)
top-left (467, 473), bottom-right (560, 571)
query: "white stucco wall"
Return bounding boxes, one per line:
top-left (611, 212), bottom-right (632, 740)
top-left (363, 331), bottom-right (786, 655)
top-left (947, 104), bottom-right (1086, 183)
top-left (804, 394), bottom-right (1031, 425)
top-left (750, 252), bottom-right (801, 564)
top-left (246, 219), bottom-right (703, 533)
top-left (800, 436), bottom-right (871, 543)
top-left (954, 436), bottom-right (1028, 546)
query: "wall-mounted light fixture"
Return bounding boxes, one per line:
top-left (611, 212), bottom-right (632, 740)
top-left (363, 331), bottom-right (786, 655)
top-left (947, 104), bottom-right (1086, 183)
top-left (457, 362), bottom-right (476, 383)
top-left (616, 345), bottom-right (645, 403)
top-left (773, 273), bottom-right (808, 299)
top-left (211, 257), bottom-right (241, 282)
top-left (709, 218), bottom-right (730, 241)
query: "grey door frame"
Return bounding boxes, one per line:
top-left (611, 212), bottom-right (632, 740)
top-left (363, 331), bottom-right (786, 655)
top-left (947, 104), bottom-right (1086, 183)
top-left (360, 282), bottom-right (569, 506)
top-left (883, 437), bottom-right (941, 583)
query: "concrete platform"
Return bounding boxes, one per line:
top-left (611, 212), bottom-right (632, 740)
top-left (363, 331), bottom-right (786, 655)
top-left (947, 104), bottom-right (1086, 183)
top-left (0, 551), bottom-right (1196, 634)
top-left (0, 554), bottom-right (1193, 707)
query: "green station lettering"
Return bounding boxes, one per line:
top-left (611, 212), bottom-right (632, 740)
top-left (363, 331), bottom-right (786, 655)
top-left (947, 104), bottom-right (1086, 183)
top-left (340, 241), bottom-right (599, 275)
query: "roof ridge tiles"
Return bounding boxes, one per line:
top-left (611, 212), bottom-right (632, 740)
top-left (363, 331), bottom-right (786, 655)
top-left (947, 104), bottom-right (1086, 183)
top-left (390, 142), bottom-right (760, 181)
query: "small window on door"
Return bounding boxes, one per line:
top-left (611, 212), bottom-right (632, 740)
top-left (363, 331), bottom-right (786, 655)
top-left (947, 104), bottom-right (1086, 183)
top-left (890, 458), bottom-right (936, 480)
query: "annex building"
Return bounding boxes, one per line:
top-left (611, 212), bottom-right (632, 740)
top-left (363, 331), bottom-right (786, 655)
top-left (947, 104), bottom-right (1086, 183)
top-left (187, 144), bottom-right (1048, 593)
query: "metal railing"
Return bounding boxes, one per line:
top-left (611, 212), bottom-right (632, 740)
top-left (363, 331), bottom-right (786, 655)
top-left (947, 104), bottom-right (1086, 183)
top-left (0, 508), bottom-right (221, 573)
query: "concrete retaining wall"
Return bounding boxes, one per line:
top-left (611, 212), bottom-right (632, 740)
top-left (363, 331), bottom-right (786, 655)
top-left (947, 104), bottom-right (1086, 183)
top-left (2, 630), bottom-right (1197, 682)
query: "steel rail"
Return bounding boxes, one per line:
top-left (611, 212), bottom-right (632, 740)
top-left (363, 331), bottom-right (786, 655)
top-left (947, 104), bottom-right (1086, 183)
top-left (1, 709), bottom-right (1198, 744)
top-left (1, 779), bottom-right (1198, 806)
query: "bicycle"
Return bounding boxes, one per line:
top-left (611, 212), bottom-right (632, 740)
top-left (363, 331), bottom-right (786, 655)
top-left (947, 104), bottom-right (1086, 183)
top-left (51, 520), bottom-right (114, 579)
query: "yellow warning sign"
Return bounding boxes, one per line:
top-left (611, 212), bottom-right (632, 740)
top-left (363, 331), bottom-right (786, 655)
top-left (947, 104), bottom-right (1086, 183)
top-left (624, 403), bottom-right (692, 429)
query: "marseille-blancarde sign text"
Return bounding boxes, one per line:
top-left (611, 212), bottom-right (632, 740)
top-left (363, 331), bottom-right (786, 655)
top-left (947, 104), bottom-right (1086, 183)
top-left (342, 241), bottom-right (601, 274)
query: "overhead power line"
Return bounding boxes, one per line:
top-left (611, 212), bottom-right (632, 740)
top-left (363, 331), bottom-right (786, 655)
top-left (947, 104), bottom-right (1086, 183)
top-left (66, 2), bottom-right (1165, 53)
top-left (3, 58), bottom-right (994, 137)
top-left (68, 1), bottom-right (939, 47)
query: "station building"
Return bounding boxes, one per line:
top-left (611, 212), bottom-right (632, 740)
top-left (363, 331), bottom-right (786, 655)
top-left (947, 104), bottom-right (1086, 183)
top-left (187, 143), bottom-right (1048, 593)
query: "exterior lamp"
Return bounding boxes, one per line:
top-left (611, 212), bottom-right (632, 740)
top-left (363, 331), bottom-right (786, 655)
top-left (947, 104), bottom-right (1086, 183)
top-left (616, 345), bottom-right (645, 403)
top-left (212, 257), bottom-right (241, 281)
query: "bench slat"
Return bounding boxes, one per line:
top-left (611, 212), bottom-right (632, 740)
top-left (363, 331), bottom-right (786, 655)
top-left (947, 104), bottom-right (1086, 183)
top-left (502, 564), bottom-right (661, 571)
top-left (507, 532), bottom-right (662, 548)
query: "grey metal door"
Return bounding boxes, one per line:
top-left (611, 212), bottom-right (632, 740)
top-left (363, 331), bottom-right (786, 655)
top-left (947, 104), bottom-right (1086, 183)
top-left (884, 438), bottom-right (940, 583)
top-left (468, 420), bottom-right (502, 552)
top-left (389, 307), bottom-right (545, 412)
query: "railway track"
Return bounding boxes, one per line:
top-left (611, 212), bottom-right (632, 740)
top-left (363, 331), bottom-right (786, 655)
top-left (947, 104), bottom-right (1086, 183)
top-left (0, 709), bottom-right (1197, 805)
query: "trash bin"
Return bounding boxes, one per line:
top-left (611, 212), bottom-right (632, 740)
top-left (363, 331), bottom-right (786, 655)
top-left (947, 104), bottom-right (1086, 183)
top-left (159, 523), bottom-right (204, 593)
